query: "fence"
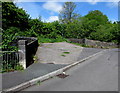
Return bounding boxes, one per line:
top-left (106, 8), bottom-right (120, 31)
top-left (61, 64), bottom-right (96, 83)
top-left (0, 37), bottom-right (38, 72)
top-left (0, 51), bottom-right (19, 72)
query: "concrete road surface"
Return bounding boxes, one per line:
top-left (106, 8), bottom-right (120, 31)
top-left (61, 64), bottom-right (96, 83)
top-left (21, 48), bottom-right (118, 91)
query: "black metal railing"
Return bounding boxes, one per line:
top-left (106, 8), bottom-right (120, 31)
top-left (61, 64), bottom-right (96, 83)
top-left (0, 51), bottom-right (19, 72)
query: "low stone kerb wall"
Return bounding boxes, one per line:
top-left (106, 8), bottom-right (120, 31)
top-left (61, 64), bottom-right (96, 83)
top-left (18, 37), bottom-right (39, 69)
top-left (69, 38), bottom-right (118, 48)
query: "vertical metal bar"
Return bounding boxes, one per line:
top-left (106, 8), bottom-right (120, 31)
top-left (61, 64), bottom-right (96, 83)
top-left (13, 52), bottom-right (14, 69)
top-left (16, 52), bottom-right (19, 64)
top-left (16, 52), bottom-right (17, 67)
top-left (12, 52), bottom-right (14, 69)
top-left (4, 52), bottom-right (5, 70)
top-left (15, 52), bottom-right (16, 69)
top-left (3, 52), bottom-right (4, 70)
top-left (14, 52), bottom-right (16, 69)
top-left (11, 52), bottom-right (12, 69)
top-left (6, 52), bottom-right (9, 69)
top-left (6, 52), bottom-right (7, 70)
top-left (2, 53), bottom-right (4, 69)
top-left (10, 52), bottom-right (11, 69)
top-left (13, 52), bottom-right (15, 69)
top-left (6, 52), bottom-right (8, 70)
top-left (18, 52), bottom-right (19, 64)
top-left (4, 53), bottom-right (5, 69)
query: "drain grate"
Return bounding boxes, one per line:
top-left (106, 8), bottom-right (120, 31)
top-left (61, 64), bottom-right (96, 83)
top-left (56, 73), bottom-right (69, 79)
top-left (47, 62), bottom-right (55, 64)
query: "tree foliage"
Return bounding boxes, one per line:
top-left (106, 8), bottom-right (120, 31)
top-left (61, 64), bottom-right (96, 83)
top-left (2, 27), bottom-right (19, 51)
top-left (59, 2), bottom-right (79, 24)
top-left (79, 10), bottom-right (110, 37)
top-left (2, 2), bottom-right (120, 51)
top-left (2, 2), bottom-right (30, 31)
top-left (84, 10), bottom-right (109, 25)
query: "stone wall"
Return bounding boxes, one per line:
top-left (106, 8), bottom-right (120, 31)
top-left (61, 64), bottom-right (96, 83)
top-left (18, 37), bottom-right (39, 69)
top-left (68, 38), bottom-right (85, 44)
top-left (26, 39), bottom-right (38, 67)
top-left (69, 38), bottom-right (118, 48)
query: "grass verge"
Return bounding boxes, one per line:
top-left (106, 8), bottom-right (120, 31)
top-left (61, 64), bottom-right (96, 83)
top-left (38, 36), bottom-right (68, 43)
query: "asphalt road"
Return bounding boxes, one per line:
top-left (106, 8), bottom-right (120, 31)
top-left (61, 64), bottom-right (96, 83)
top-left (77, 48), bottom-right (104, 61)
top-left (21, 48), bottom-right (118, 91)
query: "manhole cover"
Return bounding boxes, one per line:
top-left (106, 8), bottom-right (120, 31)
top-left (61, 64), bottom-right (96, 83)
top-left (56, 73), bottom-right (69, 78)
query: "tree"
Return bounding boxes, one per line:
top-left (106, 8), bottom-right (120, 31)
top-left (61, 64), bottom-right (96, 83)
top-left (89, 24), bottom-right (113, 42)
top-left (50, 21), bottom-right (66, 37)
top-left (28, 19), bottom-right (43, 37)
top-left (79, 10), bottom-right (109, 38)
top-left (2, 2), bottom-right (32, 51)
top-left (84, 10), bottom-right (109, 26)
top-left (59, 2), bottom-right (78, 24)
top-left (2, 2), bottom-right (30, 31)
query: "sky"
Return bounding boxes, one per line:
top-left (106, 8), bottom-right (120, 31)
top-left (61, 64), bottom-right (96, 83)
top-left (14, 1), bottom-right (119, 22)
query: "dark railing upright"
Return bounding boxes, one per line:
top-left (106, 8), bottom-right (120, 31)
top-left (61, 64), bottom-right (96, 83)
top-left (1, 51), bottom-right (19, 71)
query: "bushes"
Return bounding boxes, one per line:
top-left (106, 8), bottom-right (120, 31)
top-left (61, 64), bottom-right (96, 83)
top-left (28, 19), bottom-right (44, 36)
top-left (89, 23), bottom-right (119, 44)
top-left (41, 21), bottom-right (66, 38)
top-left (2, 27), bottom-right (19, 51)
top-left (2, 2), bottom-right (119, 45)
top-left (38, 35), bottom-right (67, 43)
top-left (1, 63), bottom-right (24, 73)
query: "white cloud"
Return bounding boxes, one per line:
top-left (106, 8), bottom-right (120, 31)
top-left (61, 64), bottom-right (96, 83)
top-left (86, 0), bottom-right (101, 5)
top-left (47, 16), bottom-right (59, 22)
top-left (42, 2), bottom-right (62, 13)
top-left (107, 2), bottom-right (118, 8)
top-left (85, 0), bottom-right (119, 5)
top-left (42, 16), bottom-right (59, 22)
top-left (14, 0), bottom-right (120, 2)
